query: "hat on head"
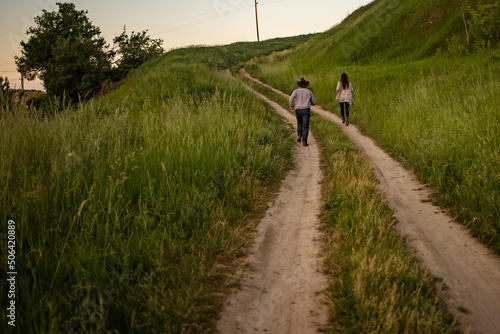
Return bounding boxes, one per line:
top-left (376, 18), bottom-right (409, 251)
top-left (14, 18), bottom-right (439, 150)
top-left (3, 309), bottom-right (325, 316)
top-left (297, 78), bottom-right (309, 88)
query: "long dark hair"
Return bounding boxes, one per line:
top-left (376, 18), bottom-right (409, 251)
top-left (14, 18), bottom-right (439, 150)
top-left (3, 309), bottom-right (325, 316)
top-left (340, 73), bottom-right (349, 90)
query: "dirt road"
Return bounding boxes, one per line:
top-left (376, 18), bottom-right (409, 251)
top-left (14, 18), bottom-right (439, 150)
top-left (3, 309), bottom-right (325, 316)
top-left (218, 70), bottom-right (500, 334)
top-left (217, 81), bottom-right (329, 333)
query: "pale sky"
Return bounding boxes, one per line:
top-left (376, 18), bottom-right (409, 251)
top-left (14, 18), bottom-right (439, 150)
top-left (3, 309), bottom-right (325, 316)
top-left (0, 0), bottom-right (372, 90)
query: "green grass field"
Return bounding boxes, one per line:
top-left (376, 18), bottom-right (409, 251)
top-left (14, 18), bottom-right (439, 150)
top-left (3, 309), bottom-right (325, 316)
top-left (239, 75), bottom-right (458, 332)
top-left (0, 40), bottom-right (305, 333)
top-left (1, 0), bottom-right (498, 332)
top-left (246, 0), bottom-right (500, 254)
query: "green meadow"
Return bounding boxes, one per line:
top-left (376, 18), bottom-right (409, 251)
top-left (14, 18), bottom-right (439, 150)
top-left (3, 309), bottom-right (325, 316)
top-left (239, 75), bottom-right (457, 332)
top-left (0, 39), bottom-right (305, 333)
top-left (246, 0), bottom-right (500, 254)
top-left (1, 0), bottom-right (498, 332)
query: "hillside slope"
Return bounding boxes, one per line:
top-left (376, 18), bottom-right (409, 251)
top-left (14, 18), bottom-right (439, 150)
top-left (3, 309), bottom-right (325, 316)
top-left (0, 36), bottom-right (314, 333)
top-left (246, 0), bottom-right (500, 253)
top-left (289, 0), bottom-right (463, 67)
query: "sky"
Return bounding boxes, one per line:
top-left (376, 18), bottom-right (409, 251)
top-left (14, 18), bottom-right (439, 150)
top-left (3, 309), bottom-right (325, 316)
top-left (0, 0), bottom-right (373, 91)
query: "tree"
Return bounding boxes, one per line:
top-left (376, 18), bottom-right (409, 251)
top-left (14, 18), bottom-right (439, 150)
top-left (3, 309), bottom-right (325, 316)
top-left (15, 2), bottom-right (113, 102)
top-left (468, 0), bottom-right (500, 49)
top-left (113, 26), bottom-right (164, 79)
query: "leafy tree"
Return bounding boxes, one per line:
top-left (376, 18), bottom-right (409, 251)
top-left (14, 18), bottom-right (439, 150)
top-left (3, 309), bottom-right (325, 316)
top-left (15, 2), bottom-right (113, 102)
top-left (468, 0), bottom-right (500, 49)
top-left (113, 26), bottom-right (164, 79)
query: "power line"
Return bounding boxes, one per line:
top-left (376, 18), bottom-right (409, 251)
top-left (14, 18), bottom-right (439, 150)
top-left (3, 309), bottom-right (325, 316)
top-left (148, 0), bottom-right (288, 38)
top-left (149, 4), bottom-right (255, 37)
top-left (147, 7), bottom-right (229, 31)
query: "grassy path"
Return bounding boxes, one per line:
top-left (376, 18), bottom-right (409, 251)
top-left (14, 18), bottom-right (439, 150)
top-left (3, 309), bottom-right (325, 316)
top-left (217, 73), bottom-right (329, 333)
top-left (239, 69), bottom-right (500, 334)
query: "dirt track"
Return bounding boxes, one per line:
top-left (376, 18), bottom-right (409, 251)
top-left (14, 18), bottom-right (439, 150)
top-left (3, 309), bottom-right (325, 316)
top-left (217, 70), bottom-right (500, 334)
top-left (217, 80), bottom-right (329, 333)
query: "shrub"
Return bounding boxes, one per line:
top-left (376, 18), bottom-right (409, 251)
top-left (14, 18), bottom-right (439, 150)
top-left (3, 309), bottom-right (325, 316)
top-left (25, 91), bottom-right (48, 110)
top-left (468, 0), bottom-right (500, 49)
top-left (0, 76), bottom-right (15, 110)
top-left (447, 33), bottom-right (470, 54)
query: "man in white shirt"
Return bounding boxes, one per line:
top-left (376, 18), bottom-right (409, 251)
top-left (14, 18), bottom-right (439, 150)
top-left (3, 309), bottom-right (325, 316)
top-left (289, 78), bottom-right (316, 147)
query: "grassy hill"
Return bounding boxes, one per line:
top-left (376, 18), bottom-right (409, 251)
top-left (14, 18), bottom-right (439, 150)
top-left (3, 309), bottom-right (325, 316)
top-left (0, 36), bottom-right (312, 333)
top-left (270, 0), bottom-right (497, 68)
top-left (246, 0), bottom-right (500, 255)
top-left (1, 0), bottom-right (498, 332)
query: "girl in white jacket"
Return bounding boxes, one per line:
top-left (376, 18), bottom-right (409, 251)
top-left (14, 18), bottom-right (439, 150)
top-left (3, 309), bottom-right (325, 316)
top-left (336, 73), bottom-right (354, 126)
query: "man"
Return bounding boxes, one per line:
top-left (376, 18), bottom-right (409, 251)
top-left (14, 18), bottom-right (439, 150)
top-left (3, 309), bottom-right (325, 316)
top-left (289, 78), bottom-right (316, 147)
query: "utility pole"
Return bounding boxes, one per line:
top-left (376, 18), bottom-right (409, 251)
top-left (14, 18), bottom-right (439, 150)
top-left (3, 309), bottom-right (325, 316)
top-left (255, 0), bottom-right (260, 42)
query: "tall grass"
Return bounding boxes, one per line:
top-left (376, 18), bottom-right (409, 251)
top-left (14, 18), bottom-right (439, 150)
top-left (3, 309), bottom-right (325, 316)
top-left (0, 54), bottom-right (294, 332)
top-left (314, 114), bottom-right (457, 333)
top-left (246, 47), bottom-right (500, 254)
top-left (244, 0), bottom-right (500, 253)
top-left (351, 53), bottom-right (500, 249)
top-left (239, 74), bottom-right (457, 333)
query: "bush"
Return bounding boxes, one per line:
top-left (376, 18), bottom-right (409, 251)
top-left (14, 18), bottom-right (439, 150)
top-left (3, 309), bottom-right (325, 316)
top-left (25, 91), bottom-right (48, 110)
top-left (0, 76), bottom-right (15, 111)
top-left (447, 33), bottom-right (470, 54)
top-left (446, 0), bottom-right (499, 54)
top-left (468, 0), bottom-right (500, 49)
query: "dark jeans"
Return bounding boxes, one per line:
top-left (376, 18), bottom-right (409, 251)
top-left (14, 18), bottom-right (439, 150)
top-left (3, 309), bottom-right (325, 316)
top-left (340, 102), bottom-right (349, 118)
top-left (296, 108), bottom-right (310, 143)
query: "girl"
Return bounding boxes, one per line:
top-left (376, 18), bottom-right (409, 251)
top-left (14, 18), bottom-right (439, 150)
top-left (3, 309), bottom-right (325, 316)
top-left (336, 73), bottom-right (354, 126)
